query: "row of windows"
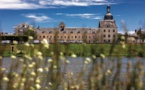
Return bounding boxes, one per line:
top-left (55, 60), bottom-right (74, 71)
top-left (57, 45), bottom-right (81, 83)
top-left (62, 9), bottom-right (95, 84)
top-left (103, 34), bottom-right (115, 38)
top-left (42, 31), bottom-right (96, 34)
top-left (39, 36), bottom-right (95, 39)
top-left (104, 39), bottom-right (111, 43)
top-left (104, 29), bottom-right (115, 32)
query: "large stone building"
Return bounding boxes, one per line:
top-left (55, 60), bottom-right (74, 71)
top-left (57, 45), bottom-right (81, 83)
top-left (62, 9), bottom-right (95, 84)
top-left (14, 5), bottom-right (118, 43)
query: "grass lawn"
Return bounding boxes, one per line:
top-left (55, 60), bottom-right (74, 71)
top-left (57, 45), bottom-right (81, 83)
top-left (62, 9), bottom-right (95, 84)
top-left (0, 43), bottom-right (145, 57)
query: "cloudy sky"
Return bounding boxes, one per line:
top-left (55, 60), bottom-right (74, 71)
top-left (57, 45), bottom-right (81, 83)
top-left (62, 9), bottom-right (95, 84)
top-left (0, 0), bottom-right (145, 33)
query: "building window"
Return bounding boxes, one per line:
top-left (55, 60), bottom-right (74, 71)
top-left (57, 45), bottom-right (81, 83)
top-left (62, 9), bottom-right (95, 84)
top-left (49, 31), bottom-right (52, 34)
top-left (78, 31), bottom-right (80, 33)
top-left (104, 35), bottom-right (106, 37)
top-left (72, 36), bottom-right (73, 38)
top-left (42, 31), bottom-right (45, 33)
top-left (104, 30), bottom-right (106, 32)
top-left (40, 36), bottom-right (41, 38)
top-left (64, 36), bottom-right (66, 38)
top-left (104, 40), bottom-right (106, 42)
top-left (108, 35), bottom-right (110, 38)
top-left (75, 36), bottom-right (77, 38)
top-left (61, 36), bottom-right (63, 38)
top-left (70, 31), bottom-right (73, 33)
top-left (108, 40), bottom-right (110, 43)
top-left (89, 36), bottom-right (91, 38)
top-left (113, 30), bottom-right (115, 32)
top-left (43, 36), bottom-right (45, 38)
top-left (113, 34), bottom-right (115, 38)
top-left (47, 36), bottom-right (49, 38)
top-left (63, 31), bottom-right (66, 34)
top-left (108, 30), bottom-right (110, 32)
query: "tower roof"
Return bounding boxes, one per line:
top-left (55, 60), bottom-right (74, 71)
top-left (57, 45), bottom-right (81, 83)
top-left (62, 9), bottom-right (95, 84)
top-left (59, 22), bottom-right (65, 26)
top-left (104, 5), bottom-right (113, 20)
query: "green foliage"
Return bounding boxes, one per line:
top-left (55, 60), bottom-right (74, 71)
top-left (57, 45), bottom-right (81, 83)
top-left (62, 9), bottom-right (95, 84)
top-left (24, 29), bottom-right (37, 39)
top-left (0, 35), bottom-right (28, 42)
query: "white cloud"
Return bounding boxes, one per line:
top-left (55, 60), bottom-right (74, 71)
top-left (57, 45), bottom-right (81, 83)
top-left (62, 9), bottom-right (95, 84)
top-left (24, 14), bottom-right (51, 22)
top-left (0, 0), bottom-right (117, 9)
top-left (0, 0), bottom-right (46, 9)
top-left (56, 13), bottom-right (102, 19)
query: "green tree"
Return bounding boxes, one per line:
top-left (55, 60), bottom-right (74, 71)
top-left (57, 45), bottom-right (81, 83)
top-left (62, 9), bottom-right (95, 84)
top-left (124, 32), bottom-right (128, 43)
top-left (24, 28), bottom-right (37, 39)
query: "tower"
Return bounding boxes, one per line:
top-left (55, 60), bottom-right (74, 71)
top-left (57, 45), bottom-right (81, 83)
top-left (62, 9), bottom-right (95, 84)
top-left (98, 5), bottom-right (118, 43)
top-left (59, 22), bottom-right (65, 31)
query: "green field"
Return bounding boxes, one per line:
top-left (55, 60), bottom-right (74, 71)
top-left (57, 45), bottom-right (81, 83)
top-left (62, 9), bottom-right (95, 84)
top-left (0, 43), bottom-right (145, 57)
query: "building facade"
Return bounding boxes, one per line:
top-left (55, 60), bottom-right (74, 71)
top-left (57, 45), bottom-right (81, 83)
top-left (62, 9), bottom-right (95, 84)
top-left (14, 5), bottom-right (118, 43)
top-left (98, 5), bottom-right (117, 43)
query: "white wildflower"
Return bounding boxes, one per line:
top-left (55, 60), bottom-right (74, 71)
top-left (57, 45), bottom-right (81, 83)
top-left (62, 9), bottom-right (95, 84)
top-left (106, 70), bottom-right (112, 75)
top-left (35, 84), bottom-right (41, 89)
top-left (0, 56), bottom-right (2, 59)
top-left (13, 83), bottom-right (18, 88)
top-left (53, 65), bottom-right (57, 69)
top-left (48, 82), bottom-right (52, 86)
top-left (48, 59), bottom-right (53, 63)
top-left (41, 39), bottom-right (48, 45)
top-left (37, 68), bottom-right (43, 73)
top-left (38, 56), bottom-right (43, 60)
top-left (30, 87), bottom-right (35, 90)
top-left (85, 58), bottom-right (91, 63)
top-left (31, 72), bottom-right (36, 76)
top-left (1, 68), bottom-right (6, 72)
top-left (28, 36), bottom-right (33, 40)
top-left (100, 54), bottom-right (105, 59)
top-left (13, 40), bottom-right (18, 45)
top-left (36, 78), bottom-right (40, 83)
top-left (11, 55), bottom-right (16, 59)
top-left (92, 55), bottom-right (96, 59)
top-left (122, 44), bottom-right (126, 49)
top-left (65, 60), bottom-right (70, 64)
top-left (37, 52), bottom-right (42, 56)
top-left (71, 54), bottom-right (76, 58)
top-left (24, 42), bottom-right (29, 47)
top-left (121, 36), bottom-right (125, 40)
top-left (3, 76), bottom-right (9, 82)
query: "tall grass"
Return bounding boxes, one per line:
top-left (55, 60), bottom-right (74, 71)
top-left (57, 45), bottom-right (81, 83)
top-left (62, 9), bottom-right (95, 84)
top-left (0, 36), bottom-right (145, 90)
